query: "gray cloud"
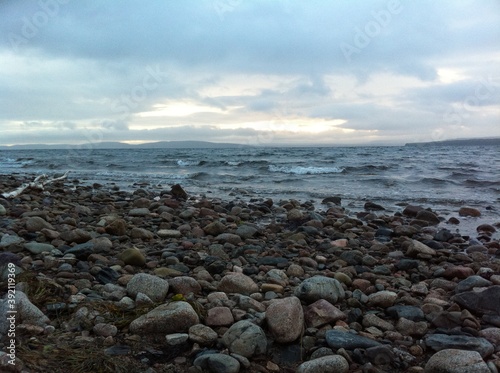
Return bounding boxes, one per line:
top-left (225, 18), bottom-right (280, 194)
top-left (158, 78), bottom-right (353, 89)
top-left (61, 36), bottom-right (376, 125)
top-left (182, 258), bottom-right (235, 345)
top-left (0, 1), bottom-right (499, 145)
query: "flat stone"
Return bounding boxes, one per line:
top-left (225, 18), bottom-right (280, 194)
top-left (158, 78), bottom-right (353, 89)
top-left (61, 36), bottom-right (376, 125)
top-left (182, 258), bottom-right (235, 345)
top-left (386, 305), bottom-right (425, 321)
top-left (129, 208), bottom-right (150, 216)
top-left (266, 296), bottom-right (304, 343)
top-left (294, 276), bottom-right (345, 305)
top-left (157, 229), bottom-right (182, 238)
top-left (26, 216), bottom-right (54, 232)
top-left (93, 323), bottom-right (117, 337)
top-left (65, 242), bottom-right (94, 260)
top-left (424, 349), bottom-right (490, 373)
top-left (325, 330), bottom-right (382, 350)
top-left (60, 229), bottom-right (92, 244)
top-left (367, 291), bottom-right (397, 308)
top-left (215, 233), bottom-right (242, 245)
top-left (425, 334), bottom-right (494, 358)
top-left (0, 234), bottom-right (24, 248)
top-left (456, 276), bottom-right (492, 293)
top-left (129, 301), bottom-right (199, 335)
top-left (24, 242), bottom-right (55, 254)
top-left (222, 320), bottom-right (267, 358)
top-left (406, 240), bottom-right (436, 257)
top-left (130, 227), bottom-right (154, 240)
top-left (296, 355), bottom-right (349, 373)
top-left (126, 273), bottom-right (169, 302)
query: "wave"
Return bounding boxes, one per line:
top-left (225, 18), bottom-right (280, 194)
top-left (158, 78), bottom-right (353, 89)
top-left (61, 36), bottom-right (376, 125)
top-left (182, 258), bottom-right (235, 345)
top-left (464, 179), bottom-right (500, 187)
top-left (343, 164), bottom-right (391, 173)
top-left (269, 165), bottom-right (344, 175)
top-left (177, 159), bottom-right (207, 166)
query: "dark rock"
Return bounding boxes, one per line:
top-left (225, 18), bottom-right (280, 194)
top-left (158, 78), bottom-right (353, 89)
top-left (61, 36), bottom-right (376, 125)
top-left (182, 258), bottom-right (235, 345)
top-left (415, 210), bottom-right (440, 225)
top-left (456, 276), bottom-right (492, 293)
top-left (453, 285), bottom-right (500, 315)
top-left (65, 242), bottom-right (94, 260)
top-left (425, 334), bottom-right (494, 358)
top-left (434, 229), bottom-right (454, 242)
top-left (403, 205), bottom-right (424, 217)
top-left (386, 305), bottom-right (425, 321)
top-left (340, 250), bottom-right (363, 265)
top-left (105, 219), bottom-right (127, 236)
top-left (364, 201), bottom-right (385, 211)
top-left (395, 259), bottom-right (420, 271)
top-left (322, 196), bottom-right (341, 205)
top-left (95, 267), bottom-right (121, 285)
top-left (256, 257), bottom-right (289, 266)
top-left (459, 207), bottom-right (481, 217)
top-left (326, 330), bottom-right (382, 350)
top-left (60, 229), bottom-right (92, 244)
top-left (171, 184), bottom-right (188, 199)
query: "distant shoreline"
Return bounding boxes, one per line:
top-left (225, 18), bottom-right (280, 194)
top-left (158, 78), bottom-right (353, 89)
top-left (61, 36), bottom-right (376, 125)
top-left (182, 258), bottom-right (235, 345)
top-left (405, 138), bottom-right (500, 147)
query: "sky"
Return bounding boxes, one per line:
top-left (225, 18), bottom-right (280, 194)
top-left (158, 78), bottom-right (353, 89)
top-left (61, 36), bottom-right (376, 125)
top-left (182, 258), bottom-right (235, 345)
top-left (0, 0), bottom-right (499, 146)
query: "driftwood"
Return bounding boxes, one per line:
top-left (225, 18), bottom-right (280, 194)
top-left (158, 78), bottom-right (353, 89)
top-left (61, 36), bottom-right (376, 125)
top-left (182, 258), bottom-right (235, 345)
top-left (1, 171), bottom-right (70, 198)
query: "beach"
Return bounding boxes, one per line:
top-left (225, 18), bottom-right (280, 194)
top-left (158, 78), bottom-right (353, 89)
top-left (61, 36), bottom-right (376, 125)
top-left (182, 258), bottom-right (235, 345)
top-left (0, 174), bottom-right (499, 372)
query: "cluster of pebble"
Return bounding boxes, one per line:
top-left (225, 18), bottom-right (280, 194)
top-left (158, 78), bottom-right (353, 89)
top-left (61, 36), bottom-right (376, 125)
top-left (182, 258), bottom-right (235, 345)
top-left (0, 175), bottom-right (499, 373)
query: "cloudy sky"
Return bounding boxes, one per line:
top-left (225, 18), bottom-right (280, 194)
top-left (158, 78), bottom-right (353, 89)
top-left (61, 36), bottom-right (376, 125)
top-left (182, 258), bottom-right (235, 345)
top-left (1, 1), bottom-right (499, 146)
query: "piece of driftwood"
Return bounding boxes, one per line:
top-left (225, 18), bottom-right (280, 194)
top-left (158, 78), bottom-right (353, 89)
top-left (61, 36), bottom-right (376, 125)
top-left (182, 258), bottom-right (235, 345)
top-left (1, 171), bottom-right (70, 198)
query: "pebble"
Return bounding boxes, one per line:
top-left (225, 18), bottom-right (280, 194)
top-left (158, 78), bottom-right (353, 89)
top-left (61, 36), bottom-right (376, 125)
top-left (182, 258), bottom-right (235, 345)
top-left (266, 296), bottom-right (304, 343)
top-left (126, 273), bottom-right (169, 302)
top-left (294, 275), bottom-right (345, 304)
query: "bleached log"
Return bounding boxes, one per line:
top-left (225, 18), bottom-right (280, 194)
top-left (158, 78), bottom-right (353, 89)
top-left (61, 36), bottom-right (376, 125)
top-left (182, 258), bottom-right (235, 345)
top-left (1, 171), bottom-right (70, 198)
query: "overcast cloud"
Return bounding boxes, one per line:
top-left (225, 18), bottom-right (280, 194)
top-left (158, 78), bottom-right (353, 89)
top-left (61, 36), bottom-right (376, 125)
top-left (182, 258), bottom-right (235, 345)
top-left (0, 0), bottom-right (499, 146)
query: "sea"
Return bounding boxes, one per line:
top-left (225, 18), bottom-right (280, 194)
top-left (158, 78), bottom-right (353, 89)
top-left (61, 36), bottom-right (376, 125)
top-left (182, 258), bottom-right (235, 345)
top-left (1, 145), bottom-right (499, 238)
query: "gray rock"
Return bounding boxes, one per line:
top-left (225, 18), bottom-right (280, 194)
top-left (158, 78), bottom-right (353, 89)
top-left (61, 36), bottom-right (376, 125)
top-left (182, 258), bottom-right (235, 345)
top-left (294, 275), bottom-right (345, 305)
top-left (128, 208), bottom-right (150, 216)
top-left (93, 323), bottom-right (117, 337)
top-left (0, 234), bottom-right (24, 249)
top-left (425, 334), bottom-right (494, 358)
top-left (453, 285), bottom-right (500, 316)
top-left (222, 320), bottom-right (267, 358)
top-left (157, 229), bottom-right (182, 238)
top-left (189, 324), bottom-right (218, 345)
top-left (325, 330), bottom-right (382, 350)
top-left (266, 296), bottom-right (304, 343)
top-left (130, 227), bottom-right (154, 240)
top-left (296, 355), bottom-right (349, 373)
top-left (235, 224), bottom-right (258, 239)
top-left (26, 216), bottom-right (54, 232)
top-left (24, 242), bottom-right (55, 254)
top-left (60, 228), bottom-right (92, 244)
top-left (424, 349), bottom-right (490, 373)
top-left (165, 333), bottom-right (189, 345)
top-left (129, 301), bottom-right (199, 335)
top-left (126, 273), bottom-right (169, 302)
top-left (0, 204), bottom-right (6, 216)
top-left (406, 240), bottom-right (436, 257)
top-left (456, 276), bottom-right (492, 293)
top-left (64, 242), bottom-right (94, 259)
top-left (215, 233), bottom-right (242, 245)
top-left (194, 353), bottom-right (241, 373)
top-left (0, 290), bottom-right (49, 336)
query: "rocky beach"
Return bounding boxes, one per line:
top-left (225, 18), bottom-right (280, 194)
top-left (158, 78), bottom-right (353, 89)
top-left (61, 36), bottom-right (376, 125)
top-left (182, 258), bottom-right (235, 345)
top-left (1, 174), bottom-right (499, 373)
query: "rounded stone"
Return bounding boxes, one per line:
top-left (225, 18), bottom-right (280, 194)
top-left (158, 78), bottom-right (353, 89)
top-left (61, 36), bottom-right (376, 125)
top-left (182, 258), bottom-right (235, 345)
top-left (126, 273), bottom-right (169, 302)
top-left (266, 296), bottom-right (304, 343)
top-left (194, 353), bottom-right (241, 373)
top-left (222, 320), bottom-right (267, 358)
top-left (93, 323), bottom-right (117, 337)
top-left (296, 355), bottom-right (349, 373)
top-left (118, 247), bottom-right (146, 267)
top-left (424, 349), bottom-right (490, 373)
top-left (218, 273), bottom-right (259, 295)
top-left (294, 276), bottom-right (345, 305)
top-left (129, 301), bottom-right (199, 335)
top-left (189, 324), bottom-right (218, 345)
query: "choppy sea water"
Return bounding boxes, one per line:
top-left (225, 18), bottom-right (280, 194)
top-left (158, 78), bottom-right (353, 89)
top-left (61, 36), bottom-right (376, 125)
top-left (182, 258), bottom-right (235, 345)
top-left (1, 145), bottom-right (499, 237)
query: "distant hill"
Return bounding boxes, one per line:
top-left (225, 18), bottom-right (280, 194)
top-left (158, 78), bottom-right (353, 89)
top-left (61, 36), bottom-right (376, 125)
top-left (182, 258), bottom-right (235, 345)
top-left (405, 137), bottom-right (500, 147)
top-left (0, 140), bottom-right (249, 150)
